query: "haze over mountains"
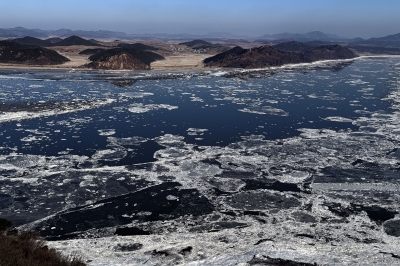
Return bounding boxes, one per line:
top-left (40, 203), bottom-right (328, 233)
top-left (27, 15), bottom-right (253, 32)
top-left (1, 26), bottom-right (400, 70)
top-left (2, 27), bottom-right (400, 44)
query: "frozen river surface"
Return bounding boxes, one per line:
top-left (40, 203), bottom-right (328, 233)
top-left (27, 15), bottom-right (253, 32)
top-left (1, 57), bottom-right (400, 265)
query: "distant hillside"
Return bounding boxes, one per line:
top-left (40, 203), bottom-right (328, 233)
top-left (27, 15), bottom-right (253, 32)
top-left (12, 36), bottom-right (101, 47)
top-left (0, 41), bottom-right (69, 65)
top-left (178, 39), bottom-right (229, 51)
top-left (273, 41), bottom-right (310, 52)
top-left (0, 27), bottom-right (48, 38)
top-left (0, 27), bottom-right (129, 39)
top-left (204, 44), bottom-right (357, 69)
top-left (352, 33), bottom-right (400, 47)
top-left (346, 33), bottom-right (400, 54)
top-left (49, 36), bottom-right (101, 46)
top-left (78, 48), bottom-right (107, 55)
top-left (52, 29), bottom-right (129, 39)
top-left (117, 43), bottom-right (158, 51)
top-left (83, 47), bottom-right (164, 70)
top-left (12, 36), bottom-right (50, 47)
top-left (260, 31), bottom-right (343, 42)
top-left (179, 39), bottom-right (214, 48)
top-left (347, 45), bottom-right (400, 55)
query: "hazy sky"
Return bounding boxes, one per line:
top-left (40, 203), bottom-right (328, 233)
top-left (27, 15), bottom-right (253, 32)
top-left (0, 0), bottom-right (399, 38)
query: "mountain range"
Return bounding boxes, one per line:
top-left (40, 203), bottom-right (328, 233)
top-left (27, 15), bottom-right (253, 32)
top-left (0, 27), bottom-right (128, 39)
top-left (259, 31), bottom-right (344, 42)
top-left (2, 27), bottom-right (400, 45)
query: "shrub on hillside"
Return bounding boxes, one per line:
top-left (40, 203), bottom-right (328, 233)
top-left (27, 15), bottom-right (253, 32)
top-left (0, 218), bottom-right (85, 266)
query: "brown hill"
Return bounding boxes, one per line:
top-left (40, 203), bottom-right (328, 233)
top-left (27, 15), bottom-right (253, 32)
top-left (83, 48), bottom-right (164, 70)
top-left (85, 52), bottom-right (149, 70)
top-left (204, 44), bottom-right (357, 69)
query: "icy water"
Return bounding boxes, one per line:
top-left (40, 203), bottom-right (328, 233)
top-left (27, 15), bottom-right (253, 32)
top-left (2, 57), bottom-right (400, 265)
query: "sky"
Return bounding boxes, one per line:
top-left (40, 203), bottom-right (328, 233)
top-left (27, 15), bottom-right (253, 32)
top-left (0, 0), bottom-right (399, 38)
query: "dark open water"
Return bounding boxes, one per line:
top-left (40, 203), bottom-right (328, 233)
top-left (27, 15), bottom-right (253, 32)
top-left (1, 58), bottom-right (400, 261)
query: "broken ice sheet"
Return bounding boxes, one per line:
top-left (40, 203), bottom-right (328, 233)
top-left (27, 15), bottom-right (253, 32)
top-left (1, 58), bottom-right (400, 265)
top-left (238, 106), bottom-right (288, 116)
top-left (0, 99), bottom-right (115, 123)
top-left (128, 103), bottom-right (178, 113)
top-left (107, 136), bottom-right (148, 147)
top-left (279, 170), bottom-right (311, 183)
top-left (91, 149), bottom-right (127, 161)
top-left (98, 129), bottom-right (116, 136)
top-left (119, 92), bottom-right (154, 98)
top-left (187, 128), bottom-right (208, 136)
top-left (323, 116), bottom-right (353, 123)
top-left (153, 134), bottom-right (186, 147)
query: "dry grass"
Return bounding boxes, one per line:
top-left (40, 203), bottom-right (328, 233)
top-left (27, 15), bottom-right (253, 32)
top-left (151, 53), bottom-right (211, 70)
top-left (0, 218), bottom-right (86, 266)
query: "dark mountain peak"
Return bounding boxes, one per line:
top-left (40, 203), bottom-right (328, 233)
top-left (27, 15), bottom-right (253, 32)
top-left (12, 36), bottom-right (40, 42)
top-left (12, 36), bottom-right (49, 47)
top-left (0, 40), bottom-right (69, 65)
top-left (204, 45), bottom-right (291, 68)
top-left (64, 35), bottom-right (87, 41)
top-left (117, 43), bottom-right (158, 51)
top-left (230, 46), bottom-right (247, 53)
top-left (83, 47), bottom-right (164, 70)
top-left (203, 46), bottom-right (246, 65)
top-left (179, 39), bottom-right (223, 50)
top-left (179, 39), bottom-right (212, 47)
top-left (49, 35), bottom-right (101, 46)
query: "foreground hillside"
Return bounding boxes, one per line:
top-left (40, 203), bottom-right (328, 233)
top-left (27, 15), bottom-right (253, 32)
top-left (0, 218), bottom-right (85, 266)
top-left (0, 41), bottom-right (69, 65)
top-left (204, 44), bottom-right (357, 68)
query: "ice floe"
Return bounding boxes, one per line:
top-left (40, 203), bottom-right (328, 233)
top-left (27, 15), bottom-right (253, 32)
top-left (128, 103), bottom-right (178, 113)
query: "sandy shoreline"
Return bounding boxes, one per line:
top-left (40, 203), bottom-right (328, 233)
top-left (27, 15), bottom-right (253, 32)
top-left (0, 53), bottom-right (211, 71)
top-left (1, 54), bottom-right (399, 73)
